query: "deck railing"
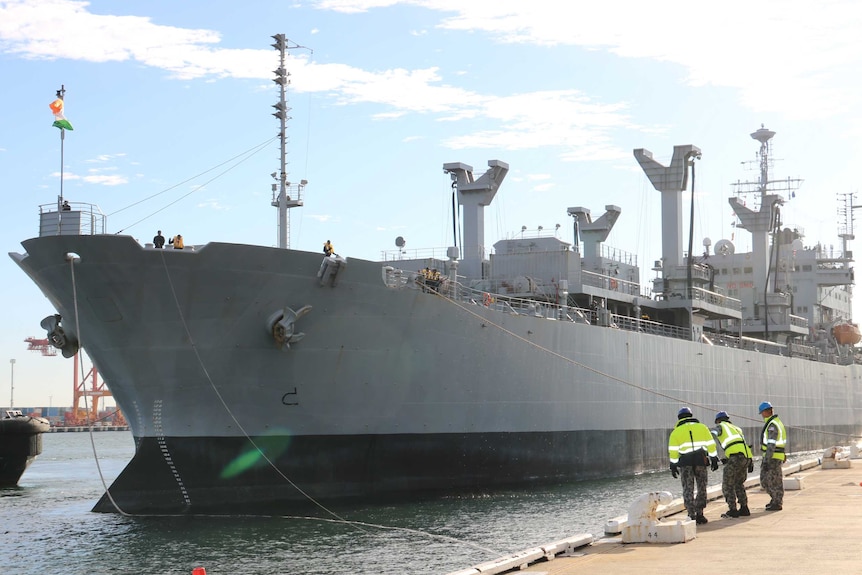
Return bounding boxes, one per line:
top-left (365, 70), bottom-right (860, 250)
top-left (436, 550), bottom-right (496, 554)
top-left (380, 265), bottom-right (859, 364)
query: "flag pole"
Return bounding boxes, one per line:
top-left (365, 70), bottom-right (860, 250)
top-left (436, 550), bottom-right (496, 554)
top-left (57, 85), bottom-right (65, 208)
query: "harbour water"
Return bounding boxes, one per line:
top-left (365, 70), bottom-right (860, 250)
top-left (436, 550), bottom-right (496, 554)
top-left (0, 431), bottom-right (792, 575)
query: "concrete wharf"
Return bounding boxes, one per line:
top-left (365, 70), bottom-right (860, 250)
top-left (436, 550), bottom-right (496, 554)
top-left (448, 457), bottom-right (861, 575)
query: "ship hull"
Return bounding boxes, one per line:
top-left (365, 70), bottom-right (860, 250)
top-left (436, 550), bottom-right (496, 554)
top-left (11, 235), bottom-right (862, 513)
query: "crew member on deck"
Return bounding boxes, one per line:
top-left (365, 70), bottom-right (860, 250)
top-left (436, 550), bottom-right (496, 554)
top-left (427, 268), bottom-right (441, 290)
top-left (153, 230), bottom-right (165, 249)
top-left (323, 240), bottom-right (334, 256)
top-left (169, 234), bottom-right (184, 249)
top-left (62, 200), bottom-right (71, 211)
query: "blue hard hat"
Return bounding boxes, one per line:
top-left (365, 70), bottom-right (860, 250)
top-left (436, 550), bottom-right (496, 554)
top-left (758, 401), bottom-right (773, 413)
top-left (678, 406), bottom-right (693, 418)
top-left (715, 410), bottom-right (729, 422)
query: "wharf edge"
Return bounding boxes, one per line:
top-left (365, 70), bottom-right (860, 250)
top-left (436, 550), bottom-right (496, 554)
top-left (448, 458), bottom-right (862, 575)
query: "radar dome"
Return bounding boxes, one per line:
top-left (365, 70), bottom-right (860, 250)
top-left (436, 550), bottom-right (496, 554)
top-left (714, 239), bottom-right (735, 256)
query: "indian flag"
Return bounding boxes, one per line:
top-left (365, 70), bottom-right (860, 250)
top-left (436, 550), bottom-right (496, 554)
top-left (49, 98), bottom-right (74, 131)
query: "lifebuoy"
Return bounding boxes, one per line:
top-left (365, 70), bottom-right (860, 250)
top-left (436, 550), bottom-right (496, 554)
top-left (609, 278), bottom-right (618, 290)
top-left (483, 292), bottom-right (492, 306)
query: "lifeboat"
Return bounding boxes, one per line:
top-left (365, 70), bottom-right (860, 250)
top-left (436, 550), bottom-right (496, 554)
top-left (832, 323), bottom-right (861, 345)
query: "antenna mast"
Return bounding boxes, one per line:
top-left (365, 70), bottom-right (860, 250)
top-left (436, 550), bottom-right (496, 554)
top-left (270, 34), bottom-right (310, 249)
top-left (731, 125), bottom-right (803, 212)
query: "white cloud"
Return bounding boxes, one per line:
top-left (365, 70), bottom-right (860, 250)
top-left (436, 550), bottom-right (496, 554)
top-left (84, 174), bottom-right (127, 186)
top-left (7, 0), bottom-right (861, 167)
top-left (508, 3), bottom-right (860, 118)
top-left (0, 0), bottom-right (638, 162)
top-left (314, 0), bottom-right (401, 13)
top-left (308, 214), bottom-right (334, 222)
top-left (313, 0), bottom-right (862, 119)
top-left (196, 198), bottom-right (228, 210)
top-left (85, 153), bottom-right (127, 163)
top-left (49, 171), bottom-right (127, 185)
top-left (0, 0), bottom-right (268, 80)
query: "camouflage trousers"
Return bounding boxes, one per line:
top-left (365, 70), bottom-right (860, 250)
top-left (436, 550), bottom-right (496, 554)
top-left (679, 465), bottom-right (708, 518)
top-left (721, 453), bottom-right (749, 510)
top-left (760, 457), bottom-right (784, 506)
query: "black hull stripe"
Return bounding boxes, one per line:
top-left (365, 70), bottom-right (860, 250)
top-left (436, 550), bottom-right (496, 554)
top-left (93, 426), bottom-right (856, 514)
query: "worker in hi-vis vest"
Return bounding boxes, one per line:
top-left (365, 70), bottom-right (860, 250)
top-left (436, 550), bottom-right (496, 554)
top-left (668, 406), bottom-right (719, 524)
top-left (711, 411), bottom-right (754, 518)
top-left (758, 401), bottom-right (787, 511)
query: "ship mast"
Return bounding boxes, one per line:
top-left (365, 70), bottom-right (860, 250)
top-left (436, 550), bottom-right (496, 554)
top-left (270, 34), bottom-right (309, 249)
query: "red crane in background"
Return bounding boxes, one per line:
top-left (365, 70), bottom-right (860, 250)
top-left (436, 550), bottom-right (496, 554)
top-left (24, 337), bottom-right (127, 427)
top-left (25, 337), bottom-right (58, 356)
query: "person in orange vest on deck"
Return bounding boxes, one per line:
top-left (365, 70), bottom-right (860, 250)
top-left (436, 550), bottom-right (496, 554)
top-left (169, 234), bottom-right (184, 249)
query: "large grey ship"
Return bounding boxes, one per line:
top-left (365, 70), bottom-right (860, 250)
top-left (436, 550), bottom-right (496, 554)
top-left (10, 125), bottom-right (862, 514)
top-left (10, 69), bottom-right (862, 514)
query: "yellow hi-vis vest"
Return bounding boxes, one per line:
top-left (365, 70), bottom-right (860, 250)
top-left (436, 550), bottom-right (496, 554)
top-left (761, 415), bottom-right (787, 461)
top-left (714, 421), bottom-right (752, 458)
top-left (668, 418), bottom-right (717, 465)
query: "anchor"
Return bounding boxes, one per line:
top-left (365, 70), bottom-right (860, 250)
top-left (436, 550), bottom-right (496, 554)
top-left (40, 314), bottom-right (80, 358)
top-left (266, 305), bottom-right (312, 350)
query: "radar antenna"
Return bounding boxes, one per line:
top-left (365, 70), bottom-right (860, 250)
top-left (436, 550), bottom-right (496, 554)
top-left (731, 124), bottom-right (802, 215)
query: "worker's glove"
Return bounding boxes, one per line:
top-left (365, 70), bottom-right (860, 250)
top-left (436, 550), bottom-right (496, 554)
top-left (748, 459), bottom-right (754, 473)
top-left (720, 457), bottom-right (728, 465)
top-left (669, 463), bottom-right (679, 479)
top-left (710, 456), bottom-right (720, 471)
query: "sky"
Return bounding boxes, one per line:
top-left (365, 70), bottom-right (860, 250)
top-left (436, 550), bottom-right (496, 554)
top-left (3, 0), bottom-right (862, 407)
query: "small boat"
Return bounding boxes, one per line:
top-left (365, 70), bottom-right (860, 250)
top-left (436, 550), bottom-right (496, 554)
top-left (832, 322), bottom-right (862, 345)
top-left (0, 409), bottom-right (51, 486)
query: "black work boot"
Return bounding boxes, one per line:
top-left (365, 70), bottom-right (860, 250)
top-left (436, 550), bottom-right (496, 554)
top-left (721, 508), bottom-right (739, 518)
top-left (738, 505), bottom-right (750, 516)
top-left (695, 514), bottom-right (708, 524)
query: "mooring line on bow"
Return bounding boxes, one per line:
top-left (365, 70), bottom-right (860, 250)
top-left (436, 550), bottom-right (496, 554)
top-left (67, 253), bottom-right (134, 517)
